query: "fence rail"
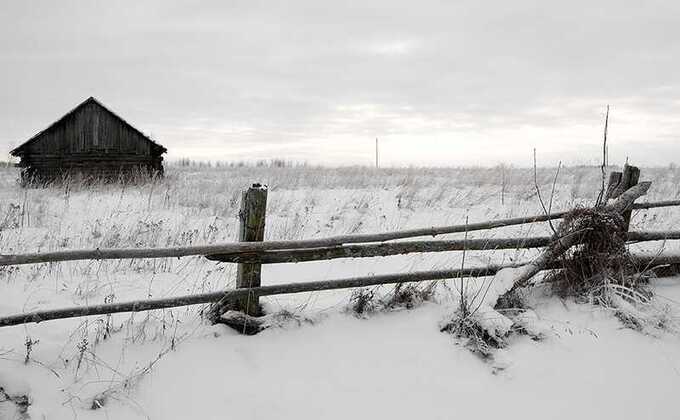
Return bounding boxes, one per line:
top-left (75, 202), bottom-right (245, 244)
top-left (1, 251), bottom-right (677, 328)
top-left (205, 231), bottom-right (680, 264)
top-left (0, 200), bottom-right (678, 267)
top-left (2, 165), bottom-right (680, 330)
top-left (0, 264), bottom-right (513, 328)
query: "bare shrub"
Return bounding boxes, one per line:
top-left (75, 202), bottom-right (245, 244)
top-left (381, 283), bottom-right (436, 310)
top-left (348, 288), bottom-right (378, 316)
top-left (347, 283), bottom-right (437, 318)
top-left (548, 207), bottom-right (634, 298)
top-left (0, 386), bottom-right (30, 417)
top-left (439, 310), bottom-right (505, 360)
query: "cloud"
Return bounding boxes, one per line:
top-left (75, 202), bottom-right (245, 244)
top-left (359, 40), bottom-right (420, 56)
top-left (1, 0), bottom-right (679, 166)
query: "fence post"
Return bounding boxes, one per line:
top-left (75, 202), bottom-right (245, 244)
top-left (606, 164), bottom-right (640, 230)
top-left (620, 165), bottom-right (640, 231)
top-left (234, 184), bottom-right (268, 316)
top-left (206, 184), bottom-right (268, 324)
top-left (604, 171), bottom-right (622, 201)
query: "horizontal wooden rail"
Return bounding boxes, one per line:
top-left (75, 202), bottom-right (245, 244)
top-left (631, 199), bottom-right (680, 210)
top-left (0, 215), bottom-right (567, 266)
top-left (203, 231), bottom-right (680, 264)
top-left (0, 200), bottom-right (677, 267)
top-left (2, 251), bottom-right (677, 328)
top-left (206, 236), bottom-right (553, 263)
top-left (0, 264), bottom-right (518, 328)
top-left (625, 231), bottom-right (680, 242)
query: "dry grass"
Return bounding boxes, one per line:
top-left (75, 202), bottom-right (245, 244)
top-left (347, 283), bottom-right (437, 317)
top-left (1, 162), bottom-right (679, 407)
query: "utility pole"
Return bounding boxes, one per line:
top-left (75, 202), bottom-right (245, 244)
top-left (375, 138), bottom-right (379, 169)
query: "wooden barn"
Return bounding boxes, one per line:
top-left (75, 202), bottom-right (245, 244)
top-left (10, 97), bottom-right (167, 183)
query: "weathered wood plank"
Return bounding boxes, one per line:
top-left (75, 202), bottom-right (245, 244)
top-left (204, 231), bottom-right (680, 264)
top-left (206, 236), bottom-right (554, 263)
top-left (11, 97), bottom-right (165, 183)
top-left (1, 196), bottom-right (679, 267)
top-left (605, 171), bottom-right (622, 201)
top-left (233, 185), bottom-right (268, 317)
top-left (620, 165), bottom-right (641, 230)
top-left (0, 264), bottom-right (517, 328)
top-left (0, 246), bottom-right (675, 329)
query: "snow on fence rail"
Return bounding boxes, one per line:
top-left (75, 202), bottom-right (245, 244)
top-left (1, 164), bottom-right (680, 330)
top-left (0, 200), bottom-right (678, 267)
top-left (0, 265), bottom-right (514, 328)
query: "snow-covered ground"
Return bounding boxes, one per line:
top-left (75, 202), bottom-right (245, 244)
top-left (1, 163), bottom-right (679, 419)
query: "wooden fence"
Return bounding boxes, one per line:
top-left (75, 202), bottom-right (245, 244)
top-left (1, 164), bottom-right (680, 330)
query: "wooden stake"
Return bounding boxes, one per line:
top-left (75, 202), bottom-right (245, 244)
top-left (236, 184), bottom-right (267, 316)
top-left (604, 171), bottom-right (622, 201)
top-left (211, 184), bottom-right (268, 320)
top-left (620, 165), bottom-right (640, 231)
top-left (609, 164), bottom-right (639, 200)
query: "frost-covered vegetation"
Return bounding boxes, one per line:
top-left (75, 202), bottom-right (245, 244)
top-left (1, 163), bottom-right (680, 419)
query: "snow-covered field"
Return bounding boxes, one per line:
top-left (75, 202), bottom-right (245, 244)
top-left (1, 163), bottom-right (680, 419)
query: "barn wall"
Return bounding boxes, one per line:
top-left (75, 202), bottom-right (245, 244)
top-left (16, 101), bottom-right (164, 182)
top-left (22, 102), bottom-right (153, 156)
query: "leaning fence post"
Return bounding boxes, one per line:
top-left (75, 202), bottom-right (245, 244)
top-left (206, 184), bottom-right (268, 324)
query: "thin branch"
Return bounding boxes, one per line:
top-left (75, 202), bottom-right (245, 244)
top-left (547, 161), bottom-right (561, 215)
top-left (459, 216), bottom-right (469, 317)
top-left (596, 105), bottom-right (610, 206)
top-left (547, 161), bottom-right (562, 233)
top-left (533, 149), bottom-right (557, 235)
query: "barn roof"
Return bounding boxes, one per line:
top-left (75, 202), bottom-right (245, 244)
top-left (10, 97), bottom-right (167, 156)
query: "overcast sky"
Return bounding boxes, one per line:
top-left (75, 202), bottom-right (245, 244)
top-left (1, 1), bottom-right (679, 166)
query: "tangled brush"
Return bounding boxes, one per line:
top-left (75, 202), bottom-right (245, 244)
top-left (548, 207), bottom-right (638, 298)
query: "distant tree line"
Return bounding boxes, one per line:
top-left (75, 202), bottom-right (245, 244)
top-left (173, 158), bottom-right (306, 168)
